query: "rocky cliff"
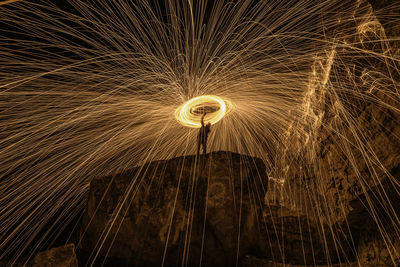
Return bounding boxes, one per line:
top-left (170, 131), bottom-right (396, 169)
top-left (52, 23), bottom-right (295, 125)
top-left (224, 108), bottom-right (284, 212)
top-left (266, 0), bottom-right (400, 265)
top-left (78, 151), bottom-right (359, 266)
top-left (79, 151), bottom-right (267, 266)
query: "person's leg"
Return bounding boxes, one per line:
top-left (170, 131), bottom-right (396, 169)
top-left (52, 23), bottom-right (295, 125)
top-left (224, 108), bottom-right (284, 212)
top-left (197, 136), bottom-right (201, 158)
top-left (202, 138), bottom-right (207, 156)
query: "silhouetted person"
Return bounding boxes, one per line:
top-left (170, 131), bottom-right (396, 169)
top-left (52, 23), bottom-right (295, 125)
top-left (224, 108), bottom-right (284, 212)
top-left (197, 112), bottom-right (211, 158)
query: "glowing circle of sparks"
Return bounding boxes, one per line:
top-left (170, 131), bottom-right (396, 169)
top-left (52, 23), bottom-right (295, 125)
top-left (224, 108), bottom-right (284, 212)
top-left (175, 95), bottom-right (232, 128)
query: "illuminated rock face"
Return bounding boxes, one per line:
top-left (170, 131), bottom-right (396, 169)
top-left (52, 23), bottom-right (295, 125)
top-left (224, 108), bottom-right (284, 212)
top-left (80, 151), bottom-right (267, 266)
top-left (79, 152), bottom-right (355, 266)
top-left (276, 0), bottom-right (400, 227)
top-left (30, 244), bottom-right (78, 267)
top-left (263, 1), bottom-right (400, 265)
top-left (348, 177), bottom-right (400, 266)
top-left (368, 0), bottom-right (400, 48)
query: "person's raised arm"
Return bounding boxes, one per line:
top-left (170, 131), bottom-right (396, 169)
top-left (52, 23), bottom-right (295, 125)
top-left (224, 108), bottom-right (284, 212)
top-left (201, 112), bottom-right (207, 127)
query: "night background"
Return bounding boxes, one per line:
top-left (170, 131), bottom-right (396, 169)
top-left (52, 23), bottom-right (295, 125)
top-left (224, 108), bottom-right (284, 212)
top-left (0, 0), bottom-right (400, 266)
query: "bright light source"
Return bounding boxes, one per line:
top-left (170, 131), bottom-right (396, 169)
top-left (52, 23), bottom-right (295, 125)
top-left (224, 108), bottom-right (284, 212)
top-left (175, 95), bottom-right (233, 128)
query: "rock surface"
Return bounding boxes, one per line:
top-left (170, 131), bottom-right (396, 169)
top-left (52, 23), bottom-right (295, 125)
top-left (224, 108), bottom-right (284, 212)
top-left (279, 0), bottom-right (400, 225)
top-left (260, 206), bottom-right (353, 265)
top-left (263, 0), bottom-right (400, 266)
top-left (240, 255), bottom-right (358, 267)
top-left (30, 244), bottom-right (78, 267)
top-left (80, 151), bottom-right (267, 266)
top-left (79, 151), bottom-right (357, 266)
top-left (347, 174), bottom-right (400, 266)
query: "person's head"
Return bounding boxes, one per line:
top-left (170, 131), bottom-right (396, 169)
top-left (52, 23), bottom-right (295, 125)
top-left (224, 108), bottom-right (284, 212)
top-left (206, 122), bottom-right (211, 127)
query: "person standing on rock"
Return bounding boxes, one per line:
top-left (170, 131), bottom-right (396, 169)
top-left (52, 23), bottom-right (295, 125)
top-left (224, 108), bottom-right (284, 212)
top-left (197, 111), bottom-right (211, 158)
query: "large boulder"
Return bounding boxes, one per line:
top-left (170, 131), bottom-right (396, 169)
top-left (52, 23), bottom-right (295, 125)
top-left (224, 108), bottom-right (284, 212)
top-left (260, 204), bottom-right (353, 265)
top-left (79, 151), bottom-right (267, 266)
top-left (347, 171), bottom-right (400, 266)
top-left (29, 244), bottom-right (78, 267)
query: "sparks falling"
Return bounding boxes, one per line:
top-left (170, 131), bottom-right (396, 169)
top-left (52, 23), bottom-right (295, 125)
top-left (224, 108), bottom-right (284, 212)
top-left (0, 0), bottom-right (399, 265)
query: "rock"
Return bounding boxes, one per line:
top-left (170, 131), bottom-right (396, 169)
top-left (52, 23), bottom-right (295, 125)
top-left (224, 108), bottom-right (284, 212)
top-left (262, 1), bottom-right (400, 266)
top-left (357, 228), bottom-right (400, 267)
top-left (240, 254), bottom-right (358, 267)
top-left (260, 203), bottom-right (354, 265)
top-left (347, 172), bottom-right (400, 266)
top-left (80, 151), bottom-right (268, 266)
top-left (29, 244), bottom-right (78, 267)
top-left (368, 0), bottom-right (400, 49)
top-left (277, 0), bottom-right (400, 226)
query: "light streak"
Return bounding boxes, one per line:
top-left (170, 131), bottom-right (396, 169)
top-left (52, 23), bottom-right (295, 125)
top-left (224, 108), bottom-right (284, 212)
top-left (0, 0), bottom-right (399, 265)
top-left (175, 95), bottom-right (232, 128)
top-left (0, 0), bottom-right (23, 6)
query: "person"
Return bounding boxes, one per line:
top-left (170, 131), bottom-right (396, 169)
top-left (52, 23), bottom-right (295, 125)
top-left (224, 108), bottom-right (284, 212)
top-left (197, 111), bottom-right (211, 158)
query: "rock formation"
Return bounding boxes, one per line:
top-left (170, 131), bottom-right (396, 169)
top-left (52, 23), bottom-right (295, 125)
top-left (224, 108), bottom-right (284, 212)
top-left (0, 244), bottom-right (78, 267)
top-left (264, 0), bottom-right (400, 265)
top-left (79, 151), bottom-right (267, 266)
top-left (30, 244), bottom-right (78, 267)
top-left (78, 151), bottom-right (359, 266)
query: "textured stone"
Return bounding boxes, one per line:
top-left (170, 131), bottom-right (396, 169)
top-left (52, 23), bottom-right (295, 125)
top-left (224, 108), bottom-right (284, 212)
top-left (30, 244), bottom-right (78, 267)
top-left (261, 1), bottom-right (400, 266)
top-left (241, 255), bottom-right (357, 267)
top-left (347, 173), bottom-right (400, 267)
top-left (276, 0), bottom-right (400, 226)
top-left (80, 151), bottom-right (267, 266)
top-left (357, 229), bottom-right (400, 267)
top-left (260, 203), bottom-right (353, 265)
top-left (80, 151), bottom-right (356, 266)
top-left (368, 0), bottom-right (400, 49)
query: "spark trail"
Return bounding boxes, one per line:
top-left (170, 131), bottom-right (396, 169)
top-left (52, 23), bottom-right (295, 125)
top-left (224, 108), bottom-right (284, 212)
top-left (0, 0), bottom-right (399, 265)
